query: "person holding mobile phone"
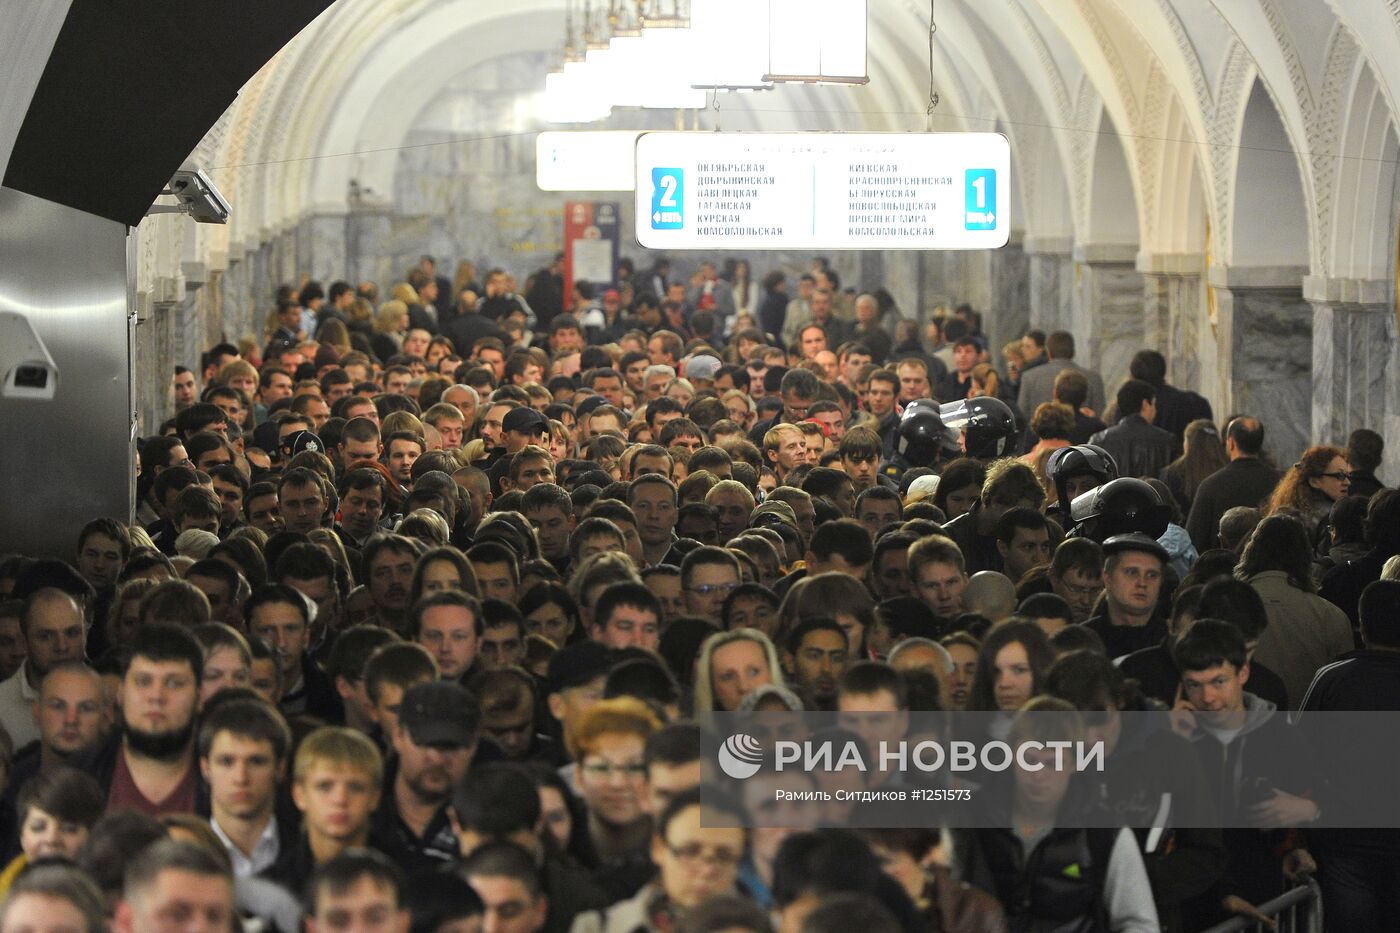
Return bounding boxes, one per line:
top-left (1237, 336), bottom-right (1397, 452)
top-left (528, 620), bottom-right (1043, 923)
top-left (1171, 619), bottom-right (1320, 928)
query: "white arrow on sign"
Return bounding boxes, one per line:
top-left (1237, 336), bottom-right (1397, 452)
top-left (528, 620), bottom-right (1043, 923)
top-left (653, 211), bottom-right (662, 223)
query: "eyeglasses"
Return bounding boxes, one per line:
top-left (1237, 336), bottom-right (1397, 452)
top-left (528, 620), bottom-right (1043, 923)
top-left (1317, 472), bottom-right (1350, 481)
top-left (581, 761), bottom-right (647, 779)
top-left (687, 582), bottom-right (739, 597)
top-left (1059, 581), bottom-right (1102, 597)
top-left (665, 843), bottom-right (742, 868)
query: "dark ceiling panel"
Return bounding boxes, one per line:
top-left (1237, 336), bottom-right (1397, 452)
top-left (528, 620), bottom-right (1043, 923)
top-left (3, 0), bottom-right (334, 227)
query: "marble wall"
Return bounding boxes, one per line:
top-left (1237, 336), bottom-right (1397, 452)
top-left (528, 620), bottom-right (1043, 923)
top-left (989, 240), bottom-right (1030, 359)
top-left (1075, 259), bottom-right (1143, 395)
top-left (1144, 271), bottom-right (1206, 393)
top-left (1310, 300), bottom-right (1393, 448)
top-left (1028, 250), bottom-right (1073, 333)
top-left (1226, 287), bottom-right (1313, 466)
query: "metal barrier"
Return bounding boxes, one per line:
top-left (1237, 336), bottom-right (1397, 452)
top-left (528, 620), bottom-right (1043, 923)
top-left (1199, 876), bottom-right (1322, 933)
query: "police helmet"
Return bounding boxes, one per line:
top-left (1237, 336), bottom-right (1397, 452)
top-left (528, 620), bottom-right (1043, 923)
top-left (1046, 444), bottom-right (1119, 509)
top-left (1067, 477), bottom-right (1171, 542)
top-left (938, 397), bottom-right (1019, 460)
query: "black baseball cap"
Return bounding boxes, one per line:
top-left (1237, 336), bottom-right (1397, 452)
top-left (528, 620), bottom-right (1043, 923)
top-left (502, 407), bottom-right (548, 435)
top-left (398, 681), bottom-right (481, 748)
top-left (1101, 532), bottom-right (1169, 564)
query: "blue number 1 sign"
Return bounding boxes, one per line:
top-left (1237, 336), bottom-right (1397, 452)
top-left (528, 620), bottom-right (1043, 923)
top-left (965, 169), bottom-right (997, 230)
top-left (651, 168), bottom-right (684, 230)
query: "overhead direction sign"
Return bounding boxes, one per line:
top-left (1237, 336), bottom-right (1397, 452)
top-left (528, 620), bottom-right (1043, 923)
top-left (634, 132), bottom-right (1010, 250)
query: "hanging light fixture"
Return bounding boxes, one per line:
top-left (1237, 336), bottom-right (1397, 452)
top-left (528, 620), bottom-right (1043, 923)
top-left (628, 0), bottom-right (706, 110)
top-left (640, 0), bottom-right (689, 29)
top-left (766, 0), bottom-right (868, 85)
top-left (688, 0), bottom-right (772, 90)
top-left (544, 0), bottom-right (613, 123)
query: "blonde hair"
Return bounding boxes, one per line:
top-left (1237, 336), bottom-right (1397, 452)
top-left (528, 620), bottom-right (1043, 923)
top-left (293, 726), bottom-right (383, 786)
top-left (374, 300), bottom-right (409, 335)
top-left (381, 411), bottom-right (425, 438)
top-left (694, 628), bottom-right (786, 714)
top-left (392, 282), bottom-right (420, 306)
top-left (217, 359), bottom-right (258, 387)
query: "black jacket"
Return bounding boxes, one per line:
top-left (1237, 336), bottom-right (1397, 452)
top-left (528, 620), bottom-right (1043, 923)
top-left (441, 310), bottom-right (506, 358)
top-left (850, 323), bottom-right (893, 365)
top-left (1150, 383), bottom-right (1213, 443)
top-left (935, 371), bottom-right (974, 404)
top-left (939, 505), bottom-right (1002, 575)
top-left (757, 291), bottom-right (787, 338)
top-left (1089, 415), bottom-right (1176, 480)
top-left (407, 303), bottom-right (438, 335)
top-left (1083, 612), bottom-right (1168, 661)
top-left (279, 654), bottom-right (344, 725)
top-left (1346, 470), bottom-right (1385, 501)
top-left (1320, 546), bottom-right (1399, 628)
top-left (1068, 410), bottom-right (1107, 446)
top-left (1183, 458), bottom-right (1281, 552)
top-left (1094, 707), bottom-right (1225, 933)
top-left (1118, 637), bottom-right (1289, 710)
top-left (371, 757), bottom-right (459, 875)
top-left (1297, 650), bottom-right (1400, 845)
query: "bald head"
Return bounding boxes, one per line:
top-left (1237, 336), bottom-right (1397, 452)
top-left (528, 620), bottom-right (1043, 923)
top-left (962, 571), bottom-right (1016, 623)
top-left (1225, 416), bottom-right (1264, 458)
top-left (887, 638), bottom-right (954, 676)
top-left (22, 590), bottom-right (86, 677)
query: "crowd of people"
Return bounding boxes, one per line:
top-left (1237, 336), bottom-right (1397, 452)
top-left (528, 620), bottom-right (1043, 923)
top-left (0, 250), bottom-right (1395, 933)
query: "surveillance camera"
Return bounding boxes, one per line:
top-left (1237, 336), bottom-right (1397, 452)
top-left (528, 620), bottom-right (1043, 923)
top-left (157, 169), bottom-right (230, 224)
top-left (0, 311), bottom-right (59, 401)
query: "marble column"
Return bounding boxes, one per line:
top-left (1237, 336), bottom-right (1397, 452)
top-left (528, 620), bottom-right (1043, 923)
top-left (1025, 236), bottom-right (1073, 334)
top-left (299, 212), bottom-right (350, 282)
top-left (347, 201), bottom-right (394, 288)
top-left (1073, 243), bottom-right (1143, 393)
top-left (1210, 266), bottom-right (1312, 466)
top-left (986, 235), bottom-right (1030, 362)
top-left (1139, 252), bottom-right (1206, 393)
top-left (879, 250), bottom-right (923, 328)
top-left (1305, 276), bottom-right (1395, 450)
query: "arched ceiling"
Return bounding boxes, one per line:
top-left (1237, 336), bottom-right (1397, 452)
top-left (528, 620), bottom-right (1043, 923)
top-left (193, 0), bottom-right (1400, 282)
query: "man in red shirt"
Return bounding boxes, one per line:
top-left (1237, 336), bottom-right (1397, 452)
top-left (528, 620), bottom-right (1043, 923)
top-left (76, 623), bottom-right (205, 816)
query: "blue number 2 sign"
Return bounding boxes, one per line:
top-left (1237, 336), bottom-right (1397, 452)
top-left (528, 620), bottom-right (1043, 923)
top-left (965, 169), bottom-right (997, 230)
top-left (651, 168), bottom-right (684, 230)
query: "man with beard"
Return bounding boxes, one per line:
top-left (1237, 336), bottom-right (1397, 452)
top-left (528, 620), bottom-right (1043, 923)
top-left (784, 619), bottom-right (849, 711)
top-left (373, 681), bottom-right (479, 873)
top-left (0, 589), bottom-right (88, 751)
top-left (363, 535), bottom-right (422, 633)
top-left (76, 623), bottom-right (206, 815)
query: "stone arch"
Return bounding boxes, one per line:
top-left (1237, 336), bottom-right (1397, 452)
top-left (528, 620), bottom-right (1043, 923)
top-left (1230, 79), bottom-right (1309, 269)
top-left (1084, 111), bottom-right (1140, 248)
top-left (1329, 57), bottom-right (1399, 282)
top-left (1309, 54), bottom-right (1400, 455)
top-left (1214, 78), bottom-right (1313, 464)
